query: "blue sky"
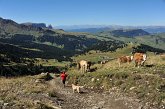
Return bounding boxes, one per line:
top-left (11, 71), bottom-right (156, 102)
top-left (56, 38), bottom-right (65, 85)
top-left (0, 0), bottom-right (165, 26)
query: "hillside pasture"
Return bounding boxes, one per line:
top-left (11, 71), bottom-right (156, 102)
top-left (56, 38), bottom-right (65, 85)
top-left (68, 51), bottom-right (165, 107)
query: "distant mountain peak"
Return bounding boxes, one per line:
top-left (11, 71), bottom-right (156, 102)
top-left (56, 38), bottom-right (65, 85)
top-left (0, 17), bottom-right (17, 25)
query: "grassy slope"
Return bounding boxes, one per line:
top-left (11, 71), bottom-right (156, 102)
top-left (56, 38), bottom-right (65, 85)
top-left (0, 44), bottom-right (165, 107)
top-left (135, 34), bottom-right (165, 50)
top-left (67, 46), bottom-right (165, 107)
top-left (97, 32), bottom-right (165, 50)
top-left (72, 44), bottom-right (133, 63)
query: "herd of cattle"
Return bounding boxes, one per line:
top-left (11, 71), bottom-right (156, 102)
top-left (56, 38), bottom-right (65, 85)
top-left (77, 52), bottom-right (147, 73)
top-left (118, 52), bottom-right (147, 68)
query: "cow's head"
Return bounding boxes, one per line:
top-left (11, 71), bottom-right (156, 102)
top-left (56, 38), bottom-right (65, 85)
top-left (143, 54), bottom-right (147, 61)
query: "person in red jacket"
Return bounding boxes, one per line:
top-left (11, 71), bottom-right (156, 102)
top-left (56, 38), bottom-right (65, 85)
top-left (60, 71), bottom-right (67, 87)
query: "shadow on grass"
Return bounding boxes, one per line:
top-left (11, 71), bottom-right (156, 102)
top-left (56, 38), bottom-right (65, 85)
top-left (145, 64), bottom-right (155, 67)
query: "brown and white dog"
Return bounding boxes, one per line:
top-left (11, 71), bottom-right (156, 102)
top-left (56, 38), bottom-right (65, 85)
top-left (72, 84), bottom-right (84, 93)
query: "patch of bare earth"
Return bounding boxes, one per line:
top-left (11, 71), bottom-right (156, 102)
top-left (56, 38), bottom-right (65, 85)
top-left (50, 77), bottom-right (148, 109)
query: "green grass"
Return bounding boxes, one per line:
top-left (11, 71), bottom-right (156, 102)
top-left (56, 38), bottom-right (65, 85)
top-left (72, 44), bottom-right (134, 63)
top-left (97, 32), bottom-right (165, 50)
top-left (136, 34), bottom-right (165, 50)
top-left (35, 58), bottom-right (70, 67)
top-left (67, 50), bottom-right (165, 106)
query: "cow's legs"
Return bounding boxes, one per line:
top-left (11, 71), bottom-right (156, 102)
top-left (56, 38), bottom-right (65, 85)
top-left (141, 60), bottom-right (145, 66)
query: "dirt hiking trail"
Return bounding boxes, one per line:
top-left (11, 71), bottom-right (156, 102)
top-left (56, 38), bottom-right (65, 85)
top-left (49, 77), bottom-right (148, 109)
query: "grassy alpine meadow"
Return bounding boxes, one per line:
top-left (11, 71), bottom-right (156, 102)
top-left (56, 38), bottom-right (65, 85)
top-left (72, 44), bottom-right (132, 63)
top-left (1, 1), bottom-right (165, 108)
top-left (67, 49), bottom-right (165, 106)
top-left (0, 43), bottom-right (164, 108)
top-left (34, 58), bottom-right (70, 67)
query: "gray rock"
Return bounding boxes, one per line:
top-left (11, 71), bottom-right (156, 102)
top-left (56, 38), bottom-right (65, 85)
top-left (3, 103), bottom-right (9, 106)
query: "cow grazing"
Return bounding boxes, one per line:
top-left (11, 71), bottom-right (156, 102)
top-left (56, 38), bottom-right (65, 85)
top-left (133, 53), bottom-right (147, 68)
top-left (118, 56), bottom-right (133, 67)
top-left (77, 60), bottom-right (91, 73)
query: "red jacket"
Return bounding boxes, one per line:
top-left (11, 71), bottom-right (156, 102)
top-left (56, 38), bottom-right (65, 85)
top-left (60, 72), bottom-right (67, 81)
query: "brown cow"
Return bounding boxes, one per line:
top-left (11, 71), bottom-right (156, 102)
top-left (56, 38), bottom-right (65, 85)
top-left (133, 53), bottom-right (147, 68)
top-left (118, 56), bottom-right (133, 67)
